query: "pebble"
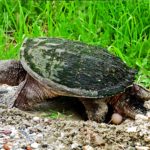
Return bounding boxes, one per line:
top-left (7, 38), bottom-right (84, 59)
top-left (144, 136), bottom-right (150, 142)
top-left (135, 146), bottom-right (149, 150)
top-left (3, 143), bottom-right (11, 150)
top-left (31, 142), bottom-right (39, 149)
top-left (71, 142), bottom-right (79, 149)
top-left (0, 144), bottom-right (3, 148)
top-left (56, 143), bottom-right (65, 149)
top-left (146, 112), bottom-right (150, 118)
top-left (44, 118), bottom-right (49, 123)
top-left (135, 114), bottom-right (148, 121)
top-left (144, 100), bottom-right (150, 109)
top-left (126, 126), bottom-right (137, 133)
top-left (35, 133), bottom-right (43, 142)
top-left (93, 136), bottom-right (105, 146)
top-left (82, 145), bottom-right (94, 150)
top-left (41, 143), bottom-right (48, 148)
top-left (32, 117), bottom-right (40, 122)
top-left (26, 145), bottom-right (32, 150)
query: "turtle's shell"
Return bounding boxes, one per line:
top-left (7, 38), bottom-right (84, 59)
top-left (20, 38), bottom-right (136, 98)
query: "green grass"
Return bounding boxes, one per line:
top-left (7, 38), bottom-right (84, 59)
top-left (43, 109), bottom-right (72, 120)
top-left (0, 0), bottom-right (149, 87)
top-left (43, 109), bottom-right (65, 119)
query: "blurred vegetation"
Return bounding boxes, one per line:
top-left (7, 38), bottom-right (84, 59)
top-left (0, 0), bottom-right (149, 87)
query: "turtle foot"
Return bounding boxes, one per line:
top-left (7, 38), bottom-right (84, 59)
top-left (80, 98), bottom-right (108, 122)
top-left (13, 74), bottom-right (58, 110)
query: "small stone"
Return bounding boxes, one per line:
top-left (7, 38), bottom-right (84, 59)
top-left (35, 133), bottom-right (43, 143)
top-left (26, 145), bottom-right (32, 150)
top-left (41, 144), bottom-right (48, 148)
top-left (126, 147), bottom-right (136, 150)
top-left (126, 126), bottom-right (137, 133)
top-left (33, 117), bottom-right (40, 122)
top-left (31, 142), bottom-right (39, 149)
top-left (135, 142), bottom-right (141, 146)
top-left (144, 100), bottom-right (150, 109)
top-left (135, 114), bottom-right (148, 121)
top-left (135, 146), bottom-right (149, 150)
top-left (146, 112), bottom-right (150, 118)
top-left (71, 142), bottom-right (79, 149)
top-left (47, 136), bottom-right (56, 143)
top-left (93, 136), bottom-right (105, 146)
top-left (44, 118), bottom-right (49, 122)
top-left (36, 133), bottom-right (43, 139)
top-left (60, 132), bottom-right (65, 138)
top-left (144, 136), bottom-right (150, 142)
top-left (82, 145), bottom-right (94, 150)
top-left (100, 123), bottom-right (106, 127)
top-left (57, 143), bottom-right (65, 149)
top-left (21, 145), bottom-right (27, 149)
top-left (10, 129), bottom-right (17, 138)
top-left (3, 143), bottom-right (10, 150)
top-left (10, 133), bottom-right (15, 138)
top-left (0, 144), bottom-right (3, 148)
top-left (0, 130), bottom-right (12, 135)
top-left (23, 120), bottom-right (31, 127)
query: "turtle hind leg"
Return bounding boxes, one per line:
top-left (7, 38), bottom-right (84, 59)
top-left (13, 74), bottom-right (58, 110)
top-left (0, 60), bottom-right (26, 86)
top-left (79, 98), bottom-right (108, 122)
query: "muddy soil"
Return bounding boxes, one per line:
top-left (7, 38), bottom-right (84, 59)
top-left (0, 84), bottom-right (150, 150)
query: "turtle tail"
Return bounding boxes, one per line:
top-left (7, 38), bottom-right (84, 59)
top-left (0, 60), bottom-right (26, 86)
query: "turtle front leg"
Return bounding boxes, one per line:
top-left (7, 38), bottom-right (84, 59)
top-left (0, 60), bottom-right (26, 86)
top-left (108, 93), bottom-right (137, 119)
top-left (80, 98), bottom-right (108, 122)
top-left (13, 74), bottom-right (58, 110)
top-left (108, 84), bottom-right (150, 120)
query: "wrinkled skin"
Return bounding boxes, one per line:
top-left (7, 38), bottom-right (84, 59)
top-left (0, 60), bottom-right (150, 123)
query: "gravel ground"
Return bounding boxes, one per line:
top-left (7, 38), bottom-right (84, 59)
top-left (0, 84), bottom-right (150, 150)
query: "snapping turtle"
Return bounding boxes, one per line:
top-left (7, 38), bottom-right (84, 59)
top-left (0, 38), bottom-right (149, 122)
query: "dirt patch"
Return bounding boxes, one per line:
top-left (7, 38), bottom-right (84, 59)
top-left (0, 108), bottom-right (150, 149)
top-left (0, 84), bottom-right (150, 149)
